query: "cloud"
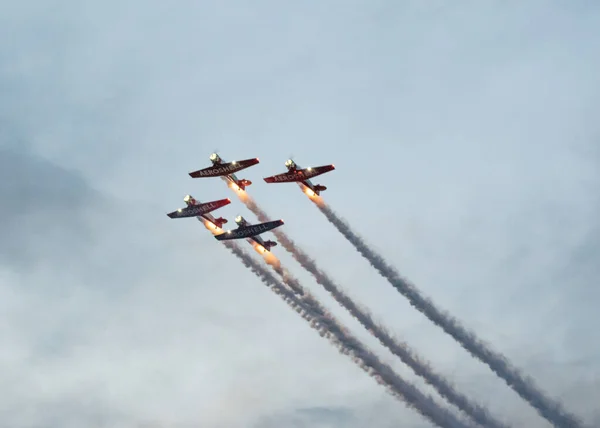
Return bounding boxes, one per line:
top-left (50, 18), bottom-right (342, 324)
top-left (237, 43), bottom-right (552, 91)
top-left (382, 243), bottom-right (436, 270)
top-left (0, 145), bottom-right (395, 427)
top-left (1, 1), bottom-right (599, 427)
top-left (0, 145), bottom-right (95, 268)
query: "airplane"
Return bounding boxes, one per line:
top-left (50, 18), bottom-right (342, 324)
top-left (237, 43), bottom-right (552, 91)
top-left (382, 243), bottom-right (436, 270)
top-left (214, 215), bottom-right (284, 252)
top-left (167, 194), bottom-right (231, 228)
top-left (189, 152), bottom-right (260, 191)
top-left (263, 158), bottom-right (335, 195)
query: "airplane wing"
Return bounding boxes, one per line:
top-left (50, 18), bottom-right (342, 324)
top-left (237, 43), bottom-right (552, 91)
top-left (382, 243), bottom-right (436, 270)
top-left (189, 158), bottom-right (259, 178)
top-left (167, 198), bottom-right (231, 219)
top-left (214, 219), bottom-right (284, 241)
top-left (263, 164), bottom-right (335, 183)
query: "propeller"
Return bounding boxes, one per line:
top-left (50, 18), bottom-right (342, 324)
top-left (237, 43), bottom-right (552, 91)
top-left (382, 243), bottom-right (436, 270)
top-left (286, 153), bottom-right (295, 167)
top-left (209, 148), bottom-right (221, 163)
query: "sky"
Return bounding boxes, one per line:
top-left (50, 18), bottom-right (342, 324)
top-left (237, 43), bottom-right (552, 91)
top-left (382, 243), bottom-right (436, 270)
top-left (1, 1), bottom-right (599, 427)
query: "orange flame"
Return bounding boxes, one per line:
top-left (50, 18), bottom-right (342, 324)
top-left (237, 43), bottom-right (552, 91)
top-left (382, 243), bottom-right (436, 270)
top-left (251, 241), bottom-right (281, 268)
top-left (303, 188), bottom-right (324, 207)
top-left (227, 181), bottom-right (241, 192)
top-left (202, 219), bottom-right (223, 235)
top-left (299, 183), bottom-right (324, 206)
top-left (227, 181), bottom-right (249, 202)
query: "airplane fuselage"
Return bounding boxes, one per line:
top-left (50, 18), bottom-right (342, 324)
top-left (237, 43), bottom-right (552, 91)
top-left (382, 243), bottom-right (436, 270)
top-left (247, 235), bottom-right (268, 250)
top-left (229, 217), bottom-right (281, 251)
top-left (199, 212), bottom-right (218, 227)
top-left (183, 198), bottom-right (224, 228)
top-left (287, 165), bottom-right (319, 195)
top-left (300, 178), bottom-right (316, 192)
top-left (221, 173), bottom-right (240, 187)
top-left (214, 162), bottom-right (248, 190)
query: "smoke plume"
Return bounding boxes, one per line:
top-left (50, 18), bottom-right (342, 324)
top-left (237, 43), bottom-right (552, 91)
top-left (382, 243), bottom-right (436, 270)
top-left (238, 193), bottom-right (508, 428)
top-left (221, 240), bottom-right (473, 428)
top-left (312, 199), bottom-right (585, 428)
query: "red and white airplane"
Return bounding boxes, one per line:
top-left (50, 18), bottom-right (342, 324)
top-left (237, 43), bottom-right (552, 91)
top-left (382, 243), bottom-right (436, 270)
top-left (263, 159), bottom-right (335, 196)
top-left (214, 215), bottom-right (284, 252)
top-left (167, 194), bottom-right (230, 228)
top-left (189, 153), bottom-right (260, 191)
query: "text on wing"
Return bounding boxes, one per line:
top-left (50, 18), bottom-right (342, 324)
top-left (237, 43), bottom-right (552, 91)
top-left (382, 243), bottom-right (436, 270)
top-left (195, 163), bottom-right (243, 176)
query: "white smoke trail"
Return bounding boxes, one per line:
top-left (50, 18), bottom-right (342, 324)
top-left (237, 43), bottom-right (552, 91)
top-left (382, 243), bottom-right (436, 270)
top-left (312, 199), bottom-right (585, 428)
top-left (239, 194), bottom-right (508, 428)
top-left (222, 240), bottom-right (473, 428)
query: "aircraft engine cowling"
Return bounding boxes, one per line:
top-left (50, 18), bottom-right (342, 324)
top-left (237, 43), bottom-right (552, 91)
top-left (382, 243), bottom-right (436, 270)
top-left (234, 215), bottom-right (247, 226)
top-left (285, 159), bottom-right (296, 170)
top-left (209, 153), bottom-right (222, 164)
top-left (183, 195), bottom-right (197, 205)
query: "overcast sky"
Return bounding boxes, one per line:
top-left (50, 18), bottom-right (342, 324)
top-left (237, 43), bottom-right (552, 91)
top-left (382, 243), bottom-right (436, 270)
top-left (1, 1), bottom-right (599, 427)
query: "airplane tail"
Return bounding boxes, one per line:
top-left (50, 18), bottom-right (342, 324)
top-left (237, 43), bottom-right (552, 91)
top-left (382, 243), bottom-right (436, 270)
top-left (264, 240), bottom-right (278, 250)
top-left (236, 178), bottom-right (252, 190)
top-left (214, 217), bottom-right (228, 228)
top-left (314, 184), bottom-right (327, 194)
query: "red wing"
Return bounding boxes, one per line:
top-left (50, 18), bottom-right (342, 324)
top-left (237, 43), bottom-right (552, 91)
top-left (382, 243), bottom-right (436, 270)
top-left (263, 171), bottom-right (302, 183)
top-left (189, 158), bottom-right (259, 178)
top-left (263, 164), bottom-right (335, 183)
top-left (196, 198), bottom-right (231, 214)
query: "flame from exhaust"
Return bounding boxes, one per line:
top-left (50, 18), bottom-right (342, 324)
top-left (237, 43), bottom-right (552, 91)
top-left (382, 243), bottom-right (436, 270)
top-left (202, 219), bottom-right (223, 235)
top-left (299, 183), bottom-right (325, 205)
top-left (227, 181), bottom-right (241, 192)
top-left (306, 191), bottom-right (324, 206)
top-left (251, 242), bottom-right (282, 269)
top-left (252, 242), bottom-right (266, 254)
top-left (302, 186), bottom-right (316, 197)
top-left (227, 181), bottom-right (250, 202)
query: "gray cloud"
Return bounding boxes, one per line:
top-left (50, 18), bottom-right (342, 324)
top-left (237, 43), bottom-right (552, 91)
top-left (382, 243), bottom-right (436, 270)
top-left (254, 406), bottom-right (360, 428)
top-left (0, 145), bottom-right (94, 269)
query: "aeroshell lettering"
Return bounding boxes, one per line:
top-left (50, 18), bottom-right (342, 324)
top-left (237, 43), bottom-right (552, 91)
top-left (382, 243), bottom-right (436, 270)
top-left (216, 220), bottom-right (280, 239)
top-left (271, 173), bottom-right (301, 182)
top-left (243, 222), bottom-right (274, 235)
top-left (196, 163), bottom-right (243, 176)
top-left (190, 202), bottom-right (218, 214)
